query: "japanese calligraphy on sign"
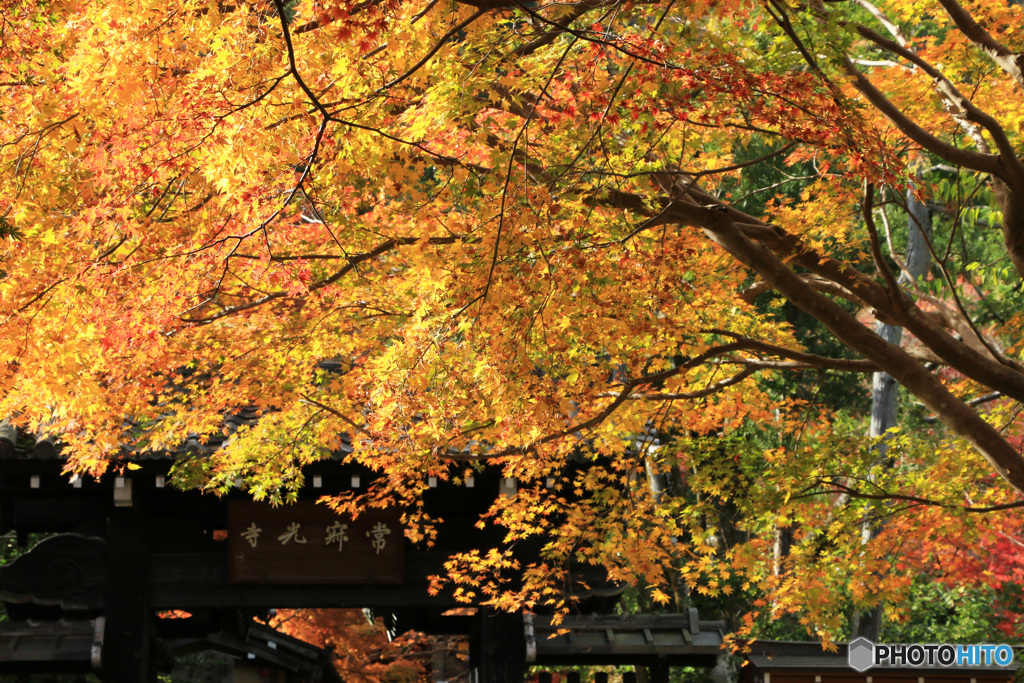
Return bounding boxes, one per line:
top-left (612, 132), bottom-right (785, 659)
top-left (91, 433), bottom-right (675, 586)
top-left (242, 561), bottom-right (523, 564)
top-left (366, 522), bottom-right (390, 554)
top-left (227, 502), bottom-right (403, 584)
top-left (325, 521), bottom-right (349, 551)
top-left (277, 522), bottom-right (308, 545)
top-left (241, 523), bottom-right (262, 548)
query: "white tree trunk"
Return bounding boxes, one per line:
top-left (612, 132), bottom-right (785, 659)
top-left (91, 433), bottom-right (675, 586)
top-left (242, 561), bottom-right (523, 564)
top-left (856, 179), bottom-right (932, 640)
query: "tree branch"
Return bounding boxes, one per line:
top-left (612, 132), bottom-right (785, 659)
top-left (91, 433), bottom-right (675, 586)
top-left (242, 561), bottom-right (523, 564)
top-left (934, 0), bottom-right (1024, 88)
top-left (691, 206), bottom-right (1024, 495)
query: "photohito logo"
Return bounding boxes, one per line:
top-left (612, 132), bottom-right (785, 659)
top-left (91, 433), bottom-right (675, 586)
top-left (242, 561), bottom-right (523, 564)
top-left (848, 638), bottom-right (1015, 672)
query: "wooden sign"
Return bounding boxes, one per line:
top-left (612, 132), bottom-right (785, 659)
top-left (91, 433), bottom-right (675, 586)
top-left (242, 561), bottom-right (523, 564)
top-left (227, 502), bottom-right (403, 584)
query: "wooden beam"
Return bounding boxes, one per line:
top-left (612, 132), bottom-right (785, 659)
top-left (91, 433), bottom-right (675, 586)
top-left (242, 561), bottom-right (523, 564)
top-left (149, 550), bottom-right (460, 608)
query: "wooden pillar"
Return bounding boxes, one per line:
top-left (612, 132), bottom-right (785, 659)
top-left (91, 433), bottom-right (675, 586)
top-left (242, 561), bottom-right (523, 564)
top-left (472, 610), bottom-right (525, 683)
top-left (648, 662), bottom-right (670, 683)
top-left (102, 510), bottom-right (157, 682)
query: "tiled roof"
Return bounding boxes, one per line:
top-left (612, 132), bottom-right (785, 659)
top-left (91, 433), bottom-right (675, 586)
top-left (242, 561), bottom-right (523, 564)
top-left (0, 410), bottom-right (355, 461)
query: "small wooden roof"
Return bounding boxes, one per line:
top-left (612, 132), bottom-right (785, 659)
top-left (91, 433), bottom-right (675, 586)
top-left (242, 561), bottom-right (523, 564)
top-left (740, 641), bottom-right (1019, 683)
top-left (527, 612), bottom-right (725, 668)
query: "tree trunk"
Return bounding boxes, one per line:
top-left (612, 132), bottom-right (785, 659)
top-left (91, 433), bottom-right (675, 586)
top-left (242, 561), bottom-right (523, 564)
top-left (854, 180), bottom-right (932, 640)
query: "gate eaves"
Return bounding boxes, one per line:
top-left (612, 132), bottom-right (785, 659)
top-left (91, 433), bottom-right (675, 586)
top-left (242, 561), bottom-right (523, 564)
top-left (527, 611), bottom-right (724, 668)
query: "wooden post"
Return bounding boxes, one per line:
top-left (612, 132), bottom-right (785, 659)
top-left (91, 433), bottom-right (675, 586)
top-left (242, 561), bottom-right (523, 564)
top-left (648, 662), bottom-right (670, 683)
top-left (473, 610), bottom-right (526, 683)
top-left (102, 510), bottom-right (158, 682)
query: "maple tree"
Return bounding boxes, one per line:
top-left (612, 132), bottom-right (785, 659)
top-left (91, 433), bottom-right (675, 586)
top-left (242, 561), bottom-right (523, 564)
top-left (269, 608), bottom-right (444, 682)
top-left (4, 0), bottom-right (1024, 638)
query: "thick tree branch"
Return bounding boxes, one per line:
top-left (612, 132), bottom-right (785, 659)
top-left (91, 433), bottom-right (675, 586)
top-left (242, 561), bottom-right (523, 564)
top-left (853, 23), bottom-right (1024, 179)
top-left (740, 274), bottom-right (866, 309)
top-left (597, 183), bottom-right (1024, 398)
top-left (511, 0), bottom-right (601, 57)
top-left (840, 2), bottom-right (1024, 278)
top-left (691, 207), bottom-right (1024, 495)
top-left (641, 193), bottom-right (1024, 402)
top-left (841, 58), bottom-right (1003, 176)
top-left (934, 0), bottom-right (1024, 89)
